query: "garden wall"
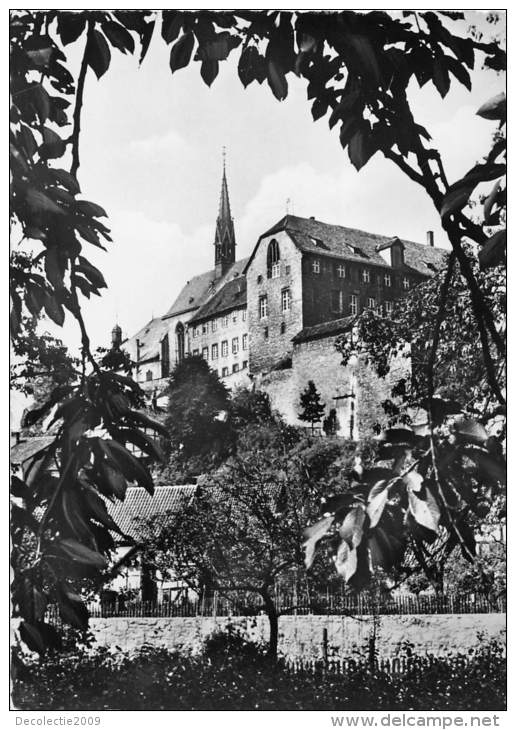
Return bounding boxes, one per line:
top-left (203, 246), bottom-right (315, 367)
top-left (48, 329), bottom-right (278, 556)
top-left (89, 613), bottom-right (506, 660)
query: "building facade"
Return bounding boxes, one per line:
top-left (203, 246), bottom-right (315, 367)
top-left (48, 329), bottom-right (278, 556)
top-left (120, 161), bottom-right (447, 437)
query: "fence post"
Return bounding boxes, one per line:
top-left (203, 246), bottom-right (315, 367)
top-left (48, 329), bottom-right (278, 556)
top-left (322, 627), bottom-right (328, 678)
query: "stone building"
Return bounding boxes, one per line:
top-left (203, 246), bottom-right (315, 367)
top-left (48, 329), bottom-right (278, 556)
top-left (121, 159), bottom-right (447, 438)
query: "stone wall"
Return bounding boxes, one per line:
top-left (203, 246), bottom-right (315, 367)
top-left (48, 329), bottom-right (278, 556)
top-left (256, 335), bottom-right (410, 437)
top-left (89, 613), bottom-right (505, 660)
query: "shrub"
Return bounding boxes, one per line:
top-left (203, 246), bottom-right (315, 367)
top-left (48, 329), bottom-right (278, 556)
top-left (12, 638), bottom-right (505, 711)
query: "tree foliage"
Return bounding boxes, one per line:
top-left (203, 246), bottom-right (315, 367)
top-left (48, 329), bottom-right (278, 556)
top-left (298, 380), bottom-right (326, 432)
top-left (10, 9), bottom-right (506, 653)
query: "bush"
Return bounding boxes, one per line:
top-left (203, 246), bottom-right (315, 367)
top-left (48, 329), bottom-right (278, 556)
top-left (12, 639), bottom-right (506, 711)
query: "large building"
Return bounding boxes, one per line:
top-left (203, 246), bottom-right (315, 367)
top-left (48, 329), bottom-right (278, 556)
top-left (122, 161), bottom-right (447, 437)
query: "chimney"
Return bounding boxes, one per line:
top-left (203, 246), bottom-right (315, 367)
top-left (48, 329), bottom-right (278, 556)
top-left (427, 230), bottom-right (434, 247)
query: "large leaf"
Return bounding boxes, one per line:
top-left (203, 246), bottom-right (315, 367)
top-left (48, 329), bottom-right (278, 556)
top-left (86, 29), bottom-right (111, 79)
top-left (408, 489), bottom-right (440, 533)
top-left (479, 229), bottom-right (506, 270)
top-left (334, 539), bottom-right (357, 581)
top-left (366, 480), bottom-right (390, 528)
top-left (477, 92), bottom-right (506, 121)
top-left (59, 538), bottom-right (107, 568)
top-left (453, 417), bottom-right (488, 446)
top-left (302, 514), bottom-right (334, 568)
top-left (169, 32), bottom-right (195, 72)
top-left (338, 506), bottom-right (365, 549)
top-left (26, 188), bottom-right (64, 216)
top-left (101, 20), bottom-right (135, 54)
top-left (267, 60), bottom-right (288, 101)
top-left (40, 127), bottom-right (66, 159)
top-left (57, 12), bottom-right (87, 46)
top-left (348, 124), bottom-right (375, 171)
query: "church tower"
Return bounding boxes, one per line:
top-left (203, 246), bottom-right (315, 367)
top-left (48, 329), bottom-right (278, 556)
top-left (214, 149), bottom-right (236, 279)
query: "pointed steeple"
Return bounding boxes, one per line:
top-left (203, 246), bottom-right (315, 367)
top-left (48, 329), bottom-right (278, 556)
top-left (214, 147), bottom-right (236, 279)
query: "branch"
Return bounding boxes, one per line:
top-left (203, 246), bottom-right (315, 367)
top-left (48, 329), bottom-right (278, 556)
top-left (70, 20), bottom-right (93, 178)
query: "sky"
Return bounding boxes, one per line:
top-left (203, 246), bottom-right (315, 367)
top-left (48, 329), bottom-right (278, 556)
top-left (38, 10), bottom-right (505, 353)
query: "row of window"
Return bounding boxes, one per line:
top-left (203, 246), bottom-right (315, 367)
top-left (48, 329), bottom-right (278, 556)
top-left (218, 361), bottom-right (248, 377)
top-left (309, 259), bottom-right (411, 289)
top-left (258, 289), bottom-right (291, 319)
top-left (346, 294), bottom-right (393, 317)
top-left (191, 309), bottom-right (246, 338)
top-left (192, 334), bottom-right (248, 361)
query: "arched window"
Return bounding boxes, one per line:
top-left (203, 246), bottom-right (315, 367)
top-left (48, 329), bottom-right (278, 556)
top-left (267, 239), bottom-right (280, 278)
top-left (161, 333), bottom-right (170, 378)
top-left (175, 322), bottom-right (185, 363)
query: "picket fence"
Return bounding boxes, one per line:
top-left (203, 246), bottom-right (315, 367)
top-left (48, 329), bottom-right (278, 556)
top-left (85, 590), bottom-right (505, 618)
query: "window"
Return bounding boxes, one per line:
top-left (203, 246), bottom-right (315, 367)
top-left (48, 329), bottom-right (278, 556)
top-left (384, 301), bottom-right (393, 317)
top-left (242, 310), bottom-right (246, 322)
top-left (222, 366), bottom-right (229, 377)
top-left (202, 346), bottom-right (209, 361)
top-left (232, 311), bottom-right (238, 323)
top-left (362, 268), bottom-right (370, 283)
top-left (232, 337), bottom-right (239, 354)
top-left (192, 326), bottom-right (198, 338)
top-left (367, 297), bottom-right (376, 310)
top-left (285, 264), bottom-right (291, 276)
top-left (145, 370), bottom-right (153, 382)
top-left (202, 323), bottom-right (207, 334)
top-left (242, 360), bottom-right (248, 370)
top-left (232, 363), bottom-right (239, 374)
top-left (267, 239), bottom-right (280, 278)
top-left (331, 290), bottom-right (343, 313)
top-left (312, 259), bottom-right (320, 274)
top-left (211, 343), bottom-right (218, 360)
top-left (403, 276), bottom-right (410, 290)
top-left (192, 349), bottom-right (199, 356)
top-left (242, 333), bottom-right (248, 350)
top-left (211, 319), bottom-right (217, 332)
top-left (280, 322), bottom-right (286, 335)
top-left (384, 273), bottom-right (392, 287)
top-left (222, 315), bottom-right (229, 327)
top-left (349, 294), bottom-right (358, 315)
top-left (161, 333), bottom-right (170, 378)
top-left (281, 288), bottom-right (291, 312)
top-left (257, 274), bottom-right (262, 284)
top-left (259, 295), bottom-right (268, 319)
top-left (175, 322), bottom-right (185, 363)
top-left (336, 264), bottom-right (346, 278)
top-left (221, 340), bottom-right (228, 357)
top-left (264, 327), bottom-right (269, 339)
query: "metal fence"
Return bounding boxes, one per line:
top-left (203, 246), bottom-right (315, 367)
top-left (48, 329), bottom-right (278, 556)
top-left (83, 590), bottom-right (506, 618)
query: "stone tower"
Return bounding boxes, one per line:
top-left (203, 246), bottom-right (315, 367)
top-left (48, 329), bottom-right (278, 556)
top-left (214, 149), bottom-right (236, 279)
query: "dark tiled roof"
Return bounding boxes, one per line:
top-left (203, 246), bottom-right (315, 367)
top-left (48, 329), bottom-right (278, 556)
top-left (163, 258), bottom-right (249, 319)
top-left (292, 316), bottom-right (355, 344)
top-left (190, 276), bottom-right (246, 324)
top-left (256, 215), bottom-right (448, 276)
top-left (163, 269), bottom-right (217, 319)
top-left (10, 436), bottom-right (55, 464)
top-left (107, 485), bottom-right (197, 542)
top-left (123, 317), bottom-right (168, 363)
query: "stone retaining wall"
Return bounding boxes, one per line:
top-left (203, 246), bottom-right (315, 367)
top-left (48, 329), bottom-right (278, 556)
top-left (89, 613), bottom-right (506, 660)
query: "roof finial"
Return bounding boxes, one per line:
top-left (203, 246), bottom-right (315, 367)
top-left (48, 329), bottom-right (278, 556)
top-left (286, 197), bottom-right (291, 215)
top-left (222, 145), bottom-right (226, 172)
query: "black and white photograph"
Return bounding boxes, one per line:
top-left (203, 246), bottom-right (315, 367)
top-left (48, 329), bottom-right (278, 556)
top-left (9, 6), bottom-right (507, 717)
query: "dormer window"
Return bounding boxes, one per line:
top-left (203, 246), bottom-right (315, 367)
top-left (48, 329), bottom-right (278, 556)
top-left (267, 239), bottom-right (280, 278)
top-left (362, 268), bottom-right (370, 284)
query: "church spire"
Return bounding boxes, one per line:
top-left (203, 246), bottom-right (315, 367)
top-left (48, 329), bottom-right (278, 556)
top-left (214, 147), bottom-right (236, 279)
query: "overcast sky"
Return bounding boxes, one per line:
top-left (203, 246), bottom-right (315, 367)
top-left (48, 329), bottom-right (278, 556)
top-left (46, 10), bottom-right (504, 353)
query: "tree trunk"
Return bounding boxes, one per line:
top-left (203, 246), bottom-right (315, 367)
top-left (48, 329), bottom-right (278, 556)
top-left (260, 588), bottom-right (279, 662)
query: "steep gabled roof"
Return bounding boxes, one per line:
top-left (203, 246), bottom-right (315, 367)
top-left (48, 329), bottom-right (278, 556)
top-left (107, 485), bottom-right (197, 542)
top-left (245, 215), bottom-right (447, 276)
top-left (163, 269), bottom-right (217, 320)
top-left (163, 258), bottom-right (249, 320)
top-left (123, 317), bottom-right (168, 363)
top-left (190, 275), bottom-right (247, 324)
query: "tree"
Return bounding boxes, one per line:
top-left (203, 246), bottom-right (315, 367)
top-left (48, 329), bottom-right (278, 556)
top-left (323, 408), bottom-right (340, 437)
top-left (165, 355), bottom-right (231, 463)
top-left (10, 10), bottom-right (505, 651)
top-left (298, 381), bottom-right (325, 433)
